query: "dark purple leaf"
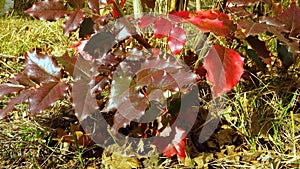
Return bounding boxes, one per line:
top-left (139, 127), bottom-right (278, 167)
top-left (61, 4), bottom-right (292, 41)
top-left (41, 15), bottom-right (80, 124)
top-left (277, 2), bottom-right (300, 38)
top-left (154, 17), bottom-right (172, 39)
top-left (72, 54), bottom-right (94, 81)
top-left (83, 32), bottom-right (116, 58)
top-left (246, 49), bottom-right (266, 70)
top-left (63, 10), bottom-right (85, 34)
top-left (8, 74), bottom-right (36, 87)
top-left (141, 0), bottom-right (156, 9)
top-left (79, 17), bottom-right (95, 38)
top-left (277, 42), bottom-right (294, 69)
top-left (72, 78), bottom-right (99, 121)
top-left (24, 0), bottom-right (68, 21)
top-left (71, 54), bottom-right (104, 121)
top-left (88, 0), bottom-right (100, 14)
top-left (95, 52), bottom-right (121, 66)
top-left (113, 18), bottom-right (135, 41)
top-left (106, 55), bottom-right (197, 132)
top-left (67, 0), bottom-right (85, 9)
top-left (55, 53), bottom-right (77, 76)
top-left (238, 19), bottom-right (300, 53)
top-left (24, 51), bottom-right (62, 84)
top-left (0, 84), bottom-right (25, 99)
top-left (0, 89), bottom-right (34, 119)
top-left (246, 35), bottom-right (272, 64)
top-left (29, 81), bottom-right (69, 115)
top-left (227, 6), bottom-right (253, 18)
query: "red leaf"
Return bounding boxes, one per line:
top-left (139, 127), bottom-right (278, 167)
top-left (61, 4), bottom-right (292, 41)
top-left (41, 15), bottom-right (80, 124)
top-left (120, 0), bottom-right (126, 7)
top-left (24, 51), bottom-right (62, 84)
top-left (29, 81), bottom-right (69, 115)
top-left (24, 0), bottom-right (68, 21)
top-left (169, 11), bottom-right (190, 20)
top-left (138, 14), bottom-right (157, 28)
top-left (167, 27), bottom-right (187, 55)
top-left (163, 127), bottom-right (187, 158)
top-left (0, 89), bottom-right (34, 119)
top-left (0, 84), bottom-right (25, 99)
top-left (168, 11), bottom-right (189, 23)
top-left (187, 9), bottom-right (235, 36)
top-left (63, 10), bottom-right (85, 34)
top-left (154, 17), bottom-right (172, 39)
top-left (204, 44), bottom-right (244, 97)
top-left (69, 39), bottom-right (88, 54)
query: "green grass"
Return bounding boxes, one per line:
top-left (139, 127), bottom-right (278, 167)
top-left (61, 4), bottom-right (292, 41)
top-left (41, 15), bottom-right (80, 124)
top-left (0, 12), bottom-right (78, 83)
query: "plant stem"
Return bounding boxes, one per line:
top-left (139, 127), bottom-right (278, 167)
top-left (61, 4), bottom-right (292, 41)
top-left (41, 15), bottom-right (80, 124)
top-left (70, 124), bottom-right (84, 167)
top-left (113, 0), bottom-right (152, 50)
top-left (133, 0), bottom-right (144, 18)
top-left (196, 0), bottom-right (201, 10)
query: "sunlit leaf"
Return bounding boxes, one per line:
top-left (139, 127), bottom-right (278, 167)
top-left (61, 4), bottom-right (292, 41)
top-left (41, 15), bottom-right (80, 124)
top-left (167, 27), bottom-right (187, 55)
top-left (204, 44), bottom-right (244, 97)
top-left (8, 74), bottom-right (36, 87)
top-left (187, 9), bottom-right (235, 36)
top-left (24, 51), bottom-right (62, 84)
top-left (138, 14), bottom-right (157, 28)
top-left (24, 0), bottom-right (68, 21)
top-left (163, 127), bottom-right (187, 158)
top-left (0, 89), bottom-right (34, 119)
top-left (71, 55), bottom-right (109, 121)
top-left (72, 78), bottom-right (99, 121)
top-left (29, 81), bottom-right (69, 115)
top-left (0, 84), bottom-right (25, 99)
top-left (154, 17), bottom-right (172, 38)
top-left (88, 0), bottom-right (100, 14)
top-left (63, 10), bottom-right (85, 34)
